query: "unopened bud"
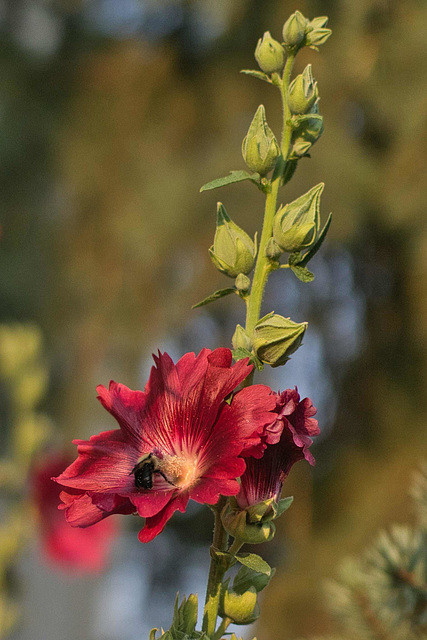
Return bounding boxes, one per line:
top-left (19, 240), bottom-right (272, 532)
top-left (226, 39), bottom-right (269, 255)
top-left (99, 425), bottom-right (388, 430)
top-left (273, 183), bottom-right (323, 253)
top-left (282, 10), bottom-right (308, 48)
top-left (209, 203), bottom-right (256, 278)
top-left (220, 586), bottom-right (259, 625)
top-left (287, 64), bottom-right (318, 115)
top-left (255, 31), bottom-right (286, 74)
top-left (221, 499), bottom-right (275, 544)
top-left (235, 273), bottom-right (251, 293)
top-left (253, 312), bottom-right (307, 367)
top-left (242, 105), bottom-right (280, 176)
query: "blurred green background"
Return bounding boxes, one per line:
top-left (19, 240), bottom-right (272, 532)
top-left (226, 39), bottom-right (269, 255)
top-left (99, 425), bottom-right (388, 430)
top-left (0, 0), bottom-right (426, 639)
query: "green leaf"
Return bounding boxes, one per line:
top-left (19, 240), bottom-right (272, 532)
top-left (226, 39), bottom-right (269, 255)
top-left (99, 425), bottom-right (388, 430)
top-left (149, 629), bottom-right (159, 640)
top-left (233, 564), bottom-right (275, 595)
top-left (240, 69), bottom-right (272, 83)
top-left (288, 251), bottom-right (303, 266)
top-left (200, 171), bottom-right (261, 192)
top-left (290, 265), bottom-right (315, 282)
top-left (235, 553), bottom-right (271, 576)
top-left (192, 288), bottom-right (236, 309)
top-left (299, 212), bottom-right (332, 267)
top-left (275, 496), bottom-right (294, 517)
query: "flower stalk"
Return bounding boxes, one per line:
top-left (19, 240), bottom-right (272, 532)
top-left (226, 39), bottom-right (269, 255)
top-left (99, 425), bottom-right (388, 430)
top-left (244, 53), bottom-right (295, 339)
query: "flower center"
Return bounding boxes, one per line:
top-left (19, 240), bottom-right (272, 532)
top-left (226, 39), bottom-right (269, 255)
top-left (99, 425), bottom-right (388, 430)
top-left (158, 453), bottom-right (199, 489)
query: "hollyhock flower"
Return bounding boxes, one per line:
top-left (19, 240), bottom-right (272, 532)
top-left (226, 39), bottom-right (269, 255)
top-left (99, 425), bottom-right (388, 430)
top-left (237, 387), bottom-right (319, 510)
top-left (33, 453), bottom-right (117, 573)
top-left (54, 348), bottom-right (278, 543)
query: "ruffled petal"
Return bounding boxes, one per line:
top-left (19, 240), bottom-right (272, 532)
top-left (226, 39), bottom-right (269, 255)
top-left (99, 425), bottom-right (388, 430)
top-left (97, 381), bottom-right (147, 447)
top-left (129, 489), bottom-right (175, 518)
top-left (54, 429), bottom-right (139, 493)
top-left (138, 493), bottom-right (189, 543)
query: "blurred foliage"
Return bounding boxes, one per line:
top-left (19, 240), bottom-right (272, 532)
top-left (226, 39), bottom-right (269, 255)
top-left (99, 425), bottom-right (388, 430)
top-left (0, 324), bottom-right (52, 637)
top-left (0, 0), bottom-right (425, 638)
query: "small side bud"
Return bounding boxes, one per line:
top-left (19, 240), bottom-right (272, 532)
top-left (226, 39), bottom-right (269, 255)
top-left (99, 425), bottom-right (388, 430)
top-left (287, 64), bottom-right (318, 115)
top-left (220, 586), bottom-right (259, 625)
top-left (209, 203), bottom-right (256, 278)
top-left (235, 273), bottom-right (251, 293)
top-left (232, 325), bottom-right (252, 351)
top-left (253, 312), bottom-right (307, 367)
top-left (265, 237), bottom-right (282, 260)
top-left (255, 31), bottom-right (286, 74)
top-left (273, 183), bottom-right (324, 253)
top-left (222, 499), bottom-right (275, 544)
top-left (242, 105), bottom-right (280, 176)
top-left (282, 10), bottom-right (308, 48)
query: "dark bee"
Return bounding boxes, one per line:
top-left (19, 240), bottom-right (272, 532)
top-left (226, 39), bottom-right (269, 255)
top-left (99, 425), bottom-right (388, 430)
top-left (130, 453), bottom-right (176, 490)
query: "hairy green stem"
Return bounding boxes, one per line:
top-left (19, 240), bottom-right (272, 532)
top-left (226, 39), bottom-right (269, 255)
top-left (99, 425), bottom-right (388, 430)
top-left (203, 498), bottom-right (229, 637)
top-left (244, 54), bottom-right (295, 339)
top-left (213, 617), bottom-right (232, 640)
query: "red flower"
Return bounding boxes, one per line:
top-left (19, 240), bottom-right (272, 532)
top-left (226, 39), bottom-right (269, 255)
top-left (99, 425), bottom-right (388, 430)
top-left (237, 388), bottom-right (319, 509)
top-left (33, 453), bottom-right (118, 573)
top-left (54, 349), bottom-right (277, 543)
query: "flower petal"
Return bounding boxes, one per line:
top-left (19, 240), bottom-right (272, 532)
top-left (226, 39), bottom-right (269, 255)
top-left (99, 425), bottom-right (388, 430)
top-left (54, 429), bottom-right (138, 493)
top-left (138, 492), bottom-right (189, 543)
top-left (97, 381), bottom-right (147, 447)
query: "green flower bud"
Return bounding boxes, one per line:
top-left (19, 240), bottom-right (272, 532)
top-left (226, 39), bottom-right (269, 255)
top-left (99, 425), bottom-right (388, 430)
top-left (255, 31), bottom-right (286, 74)
top-left (265, 237), bottom-right (282, 260)
top-left (287, 64), bottom-right (318, 115)
top-left (221, 499), bottom-right (276, 544)
top-left (242, 105), bottom-right (280, 176)
top-left (289, 139), bottom-right (312, 159)
top-left (209, 203), bottom-right (256, 278)
top-left (273, 183), bottom-right (324, 253)
top-left (253, 312), bottom-right (307, 367)
top-left (220, 586), bottom-right (259, 625)
top-left (282, 10), bottom-right (308, 48)
top-left (235, 273), bottom-right (251, 293)
top-left (232, 324), bottom-right (252, 351)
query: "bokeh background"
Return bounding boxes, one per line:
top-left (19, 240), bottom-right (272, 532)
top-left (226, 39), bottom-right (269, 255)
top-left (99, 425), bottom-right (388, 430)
top-left (0, 0), bottom-right (426, 639)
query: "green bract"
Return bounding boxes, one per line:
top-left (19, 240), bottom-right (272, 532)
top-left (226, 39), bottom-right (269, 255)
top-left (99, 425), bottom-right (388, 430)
top-left (232, 324), bottom-right (252, 351)
top-left (306, 16), bottom-right (332, 48)
top-left (282, 10), bottom-right (308, 48)
top-left (242, 105), bottom-right (280, 176)
top-left (287, 64), bottom-right (318, 115)
top-left (255, 31), bottom-right (286, 74)
top-left (209, 203), bottom-right (256, 278)
top-left (273, 183), bottom-right (324, 253)
top-left (252, 312), bottom-right (307, 367)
